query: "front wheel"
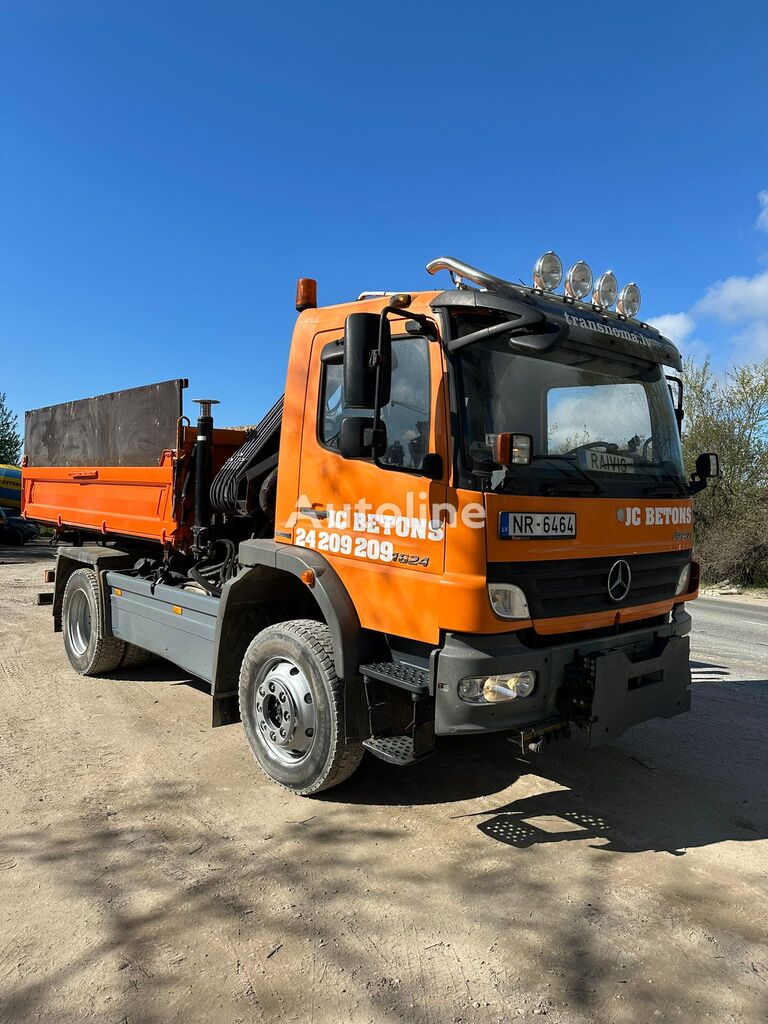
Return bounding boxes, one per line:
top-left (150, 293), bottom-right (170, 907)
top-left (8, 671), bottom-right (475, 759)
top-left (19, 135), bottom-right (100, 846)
top-left (239, 619), bottom-right (363, 795)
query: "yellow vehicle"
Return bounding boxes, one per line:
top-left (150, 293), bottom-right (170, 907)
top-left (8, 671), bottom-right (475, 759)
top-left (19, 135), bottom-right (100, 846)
top-left (0, 463), bottom-right (22, 511)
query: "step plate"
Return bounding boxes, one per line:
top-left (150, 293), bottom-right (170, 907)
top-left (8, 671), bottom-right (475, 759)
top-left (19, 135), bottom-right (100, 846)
top-left (360, 661), bottom-right (429, 693)
top-left (363, 735), bottom-right (430, 767)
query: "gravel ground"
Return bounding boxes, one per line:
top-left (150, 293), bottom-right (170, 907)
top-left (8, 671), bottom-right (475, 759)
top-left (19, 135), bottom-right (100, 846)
top-left (1, 543), bottom-right (766, 1024)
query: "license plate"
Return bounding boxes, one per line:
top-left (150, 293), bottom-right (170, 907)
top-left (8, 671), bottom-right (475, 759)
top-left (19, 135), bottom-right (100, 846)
top-left (499, 512), bottom-right (576, 539)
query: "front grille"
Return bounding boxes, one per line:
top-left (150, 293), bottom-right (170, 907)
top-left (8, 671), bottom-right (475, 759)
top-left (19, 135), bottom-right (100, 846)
top-left (488, 551), bottom-right (689, 619)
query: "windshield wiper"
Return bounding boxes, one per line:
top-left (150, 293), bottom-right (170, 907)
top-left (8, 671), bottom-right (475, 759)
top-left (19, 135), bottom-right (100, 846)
top-left (635, 461), bottom-right (688, 496)
top-left (528, 456), bottom-right (605, 495)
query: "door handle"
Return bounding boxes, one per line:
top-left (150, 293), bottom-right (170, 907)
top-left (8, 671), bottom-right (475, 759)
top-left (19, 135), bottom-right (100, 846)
top-left (299, 505), bottom-right (328, 520)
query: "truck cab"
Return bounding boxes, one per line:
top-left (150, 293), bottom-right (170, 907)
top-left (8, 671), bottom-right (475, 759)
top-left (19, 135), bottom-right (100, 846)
top-left (23, 253), bottom-right (720, 794)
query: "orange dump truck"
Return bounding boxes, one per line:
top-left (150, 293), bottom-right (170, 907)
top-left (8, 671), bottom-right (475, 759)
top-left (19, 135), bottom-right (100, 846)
top-left (23, 254), bottom-right (720, 794)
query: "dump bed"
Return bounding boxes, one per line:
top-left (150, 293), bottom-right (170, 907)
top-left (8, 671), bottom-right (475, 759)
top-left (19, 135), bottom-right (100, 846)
top-left (22, 380), bottom-right (249, 549)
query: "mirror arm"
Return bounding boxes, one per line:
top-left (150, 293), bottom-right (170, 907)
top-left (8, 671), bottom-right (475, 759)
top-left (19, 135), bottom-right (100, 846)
top-left (687, 477), bottom-right (707, 496)
top-left (371, 304), bottom-right (428, 438)
top-left (666, 374), bottom-right (685, 435)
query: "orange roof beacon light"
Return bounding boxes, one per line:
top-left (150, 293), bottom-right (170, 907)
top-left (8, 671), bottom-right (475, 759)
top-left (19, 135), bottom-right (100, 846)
top-left (295, 277), bottom-right (318, 312)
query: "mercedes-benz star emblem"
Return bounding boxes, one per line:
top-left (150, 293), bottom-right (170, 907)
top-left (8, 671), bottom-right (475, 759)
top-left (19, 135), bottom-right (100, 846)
top-left (607, 559), bottom-right (632, 602)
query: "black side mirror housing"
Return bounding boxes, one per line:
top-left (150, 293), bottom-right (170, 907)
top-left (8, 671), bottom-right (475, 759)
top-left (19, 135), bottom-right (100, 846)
top-left (343, 312), bottom-right (391, 409)
top-left (689, 451), bottom-right (721, 494)
top-left (696, 452), bottom-right (720, 480)
top-left (420, 453), bottom-right (444, 480)
top-left (339, 416), bottom-right (387, 460)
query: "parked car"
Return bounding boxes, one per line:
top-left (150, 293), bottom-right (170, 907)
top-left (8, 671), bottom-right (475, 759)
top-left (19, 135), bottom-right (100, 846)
top-left (0, 507), bottom-right (40, 545)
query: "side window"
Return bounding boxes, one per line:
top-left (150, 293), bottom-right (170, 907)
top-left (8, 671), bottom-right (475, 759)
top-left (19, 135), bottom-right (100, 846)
top-left (318, 335), bottom-right (431, 472)
top-left (319, 362), bottom-right (344, 451)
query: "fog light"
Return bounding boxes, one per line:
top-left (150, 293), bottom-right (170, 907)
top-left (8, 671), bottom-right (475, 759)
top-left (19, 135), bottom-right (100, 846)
top-left (593, 271), bottom-right (618, 309)
top-left (533, 251), bottom-right (563, 291)
top-left (487, 583), bottom-right (530, 619)
top-left (675, 562), bottom-right (691, 596)
top-left (565, 260), bottom-right (593, 299)
top-left (617, 282), bottom-right (641, 318)
top-left (458, 670), bottom-right (537, 704)
top-left (458, 677), bottom-right (484, 701)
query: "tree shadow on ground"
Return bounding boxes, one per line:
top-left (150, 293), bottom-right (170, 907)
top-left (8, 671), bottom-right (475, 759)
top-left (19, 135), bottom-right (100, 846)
top-left (5, 777), bottom-right (759, 1024)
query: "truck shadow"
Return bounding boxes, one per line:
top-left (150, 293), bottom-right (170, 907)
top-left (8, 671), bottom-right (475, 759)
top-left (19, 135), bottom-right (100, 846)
top-left (0, 540), bottom-right (56, 565)
top-left (336, 661), bottom-right (768, 856)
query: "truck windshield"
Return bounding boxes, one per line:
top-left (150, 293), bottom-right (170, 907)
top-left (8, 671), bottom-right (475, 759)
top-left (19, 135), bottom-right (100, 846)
top-left (456, 338), bottom-right (687, 496)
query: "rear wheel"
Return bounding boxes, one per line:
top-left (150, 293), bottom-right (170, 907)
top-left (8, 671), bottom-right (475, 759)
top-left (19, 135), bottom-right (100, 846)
top-left (3, 528), bottom-right (23, 546)
top-left (239, 619), bottom-right (363, 795)
top-left (62, 568), bottom-right (126, 675)
top-left (120, 643), bottom-right (157, 669)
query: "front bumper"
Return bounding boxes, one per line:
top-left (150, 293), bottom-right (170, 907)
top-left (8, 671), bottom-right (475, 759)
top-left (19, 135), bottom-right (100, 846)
top-left (434, 607), bottom-right (692, 746)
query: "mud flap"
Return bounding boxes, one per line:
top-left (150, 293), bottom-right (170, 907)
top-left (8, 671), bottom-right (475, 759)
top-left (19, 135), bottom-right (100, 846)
top-left (580, 636), bottom-right (692, 746)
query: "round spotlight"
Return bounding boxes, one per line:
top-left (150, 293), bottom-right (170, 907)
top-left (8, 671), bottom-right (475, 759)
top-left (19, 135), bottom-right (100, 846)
top-left (533, 251), bottom-right (562, 291)
top-left (565, 261), bottom-right (593, 299)
top-left (593, 271), bottom-right (618, 308)
top-left (617, 282), bottom-right (641, 318)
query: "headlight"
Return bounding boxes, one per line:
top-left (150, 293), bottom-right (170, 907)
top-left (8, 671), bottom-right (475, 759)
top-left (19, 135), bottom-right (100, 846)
top-left (487, 583), bottom-right (530, 619)
top-left (564, 261), bottom-right (593, 299)
top-left (617, 282), bottom-right (641, 318)
top-left (593, 271), bottom-right (618, 308)
top-left (458, 671), bottom-right (537, 704)
top-left (533, 251), bottom-right (562, 291)
top-left (675, 563), bottom-right (691, 596)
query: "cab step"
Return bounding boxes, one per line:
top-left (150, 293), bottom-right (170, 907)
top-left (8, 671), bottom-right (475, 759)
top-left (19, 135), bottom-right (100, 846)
top-left (362, 734), bottom-right (433, 766)
top-left (360, 661), bottom-right (429, 693)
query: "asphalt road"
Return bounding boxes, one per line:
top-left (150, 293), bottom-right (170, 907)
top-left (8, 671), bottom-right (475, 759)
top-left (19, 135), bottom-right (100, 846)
top-left (690, 595), bottom-right (768, 682)
top-left (1, 546), bottom-right (766, 1024)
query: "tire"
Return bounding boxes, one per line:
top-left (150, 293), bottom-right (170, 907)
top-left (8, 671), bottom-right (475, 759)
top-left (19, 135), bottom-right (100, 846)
top-left (120, 643), bottom-right (157, 669)
top-left (62, 568), bottom-right (126, 675)
top-left (3, 528), bottom-right (24, 546)
top-left (239, 619), bottom-right (363, 795)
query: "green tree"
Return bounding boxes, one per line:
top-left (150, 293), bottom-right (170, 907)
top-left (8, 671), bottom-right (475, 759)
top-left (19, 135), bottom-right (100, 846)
top-left (0, 392), bottom-right (22, 465)
top-left (682, 356), bottom-right (768, 585)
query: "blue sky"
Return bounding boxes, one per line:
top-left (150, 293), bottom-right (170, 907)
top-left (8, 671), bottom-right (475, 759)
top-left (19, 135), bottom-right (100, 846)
top-left (2, 1), bottom-right (768, 430)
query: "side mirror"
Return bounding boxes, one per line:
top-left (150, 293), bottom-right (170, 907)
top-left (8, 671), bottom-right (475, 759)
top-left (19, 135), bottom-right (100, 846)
top-left (696, 452), bottom-right (720, 480)
top-left (492, 433), bottom-right (533, 467)
top-left (343, 312), bottom-right (391, 409)
top-left (339, 416), bottom-right (387, 460)
top-left (689, 452), bottom-right (720, 495)
top-left (421, 453), bottom-right (444, 481)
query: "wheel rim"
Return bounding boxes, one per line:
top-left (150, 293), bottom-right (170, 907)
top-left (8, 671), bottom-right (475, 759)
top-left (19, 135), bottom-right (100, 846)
top-left (67, 589), bottom-right (92, 656)
top-left (252, 658), bottom-right (316, 765)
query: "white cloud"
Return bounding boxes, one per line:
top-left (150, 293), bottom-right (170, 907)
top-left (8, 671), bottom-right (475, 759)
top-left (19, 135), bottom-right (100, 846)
top-left (648, 312), bottom-right (696, 348)
top-left (731, 321), bottom-right (768, 360)
top-left (647, 311), bottom-right (709, 362)
top-left (757, 190), bottom-right (768, 233)
top-left (693, 269), bottom-right (768, 323)
top-left (548, 384), bottom-right (651, 450)
top-left (648, 193), bottom-right (768, 366)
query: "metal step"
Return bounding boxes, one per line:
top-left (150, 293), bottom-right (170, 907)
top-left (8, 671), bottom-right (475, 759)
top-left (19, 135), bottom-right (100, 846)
top-left (363, 734), bottom-right (433, 766)
top-left (360, 660), bottom-right (429, 693)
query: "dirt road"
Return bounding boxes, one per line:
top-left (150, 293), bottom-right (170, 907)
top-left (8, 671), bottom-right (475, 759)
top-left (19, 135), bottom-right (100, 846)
top-left (1, 544), bottom-right (766, 1023)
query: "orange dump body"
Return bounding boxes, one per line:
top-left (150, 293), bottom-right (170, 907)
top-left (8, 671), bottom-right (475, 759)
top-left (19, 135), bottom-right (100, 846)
top-left (23, 427), bottom-right (247, 550)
